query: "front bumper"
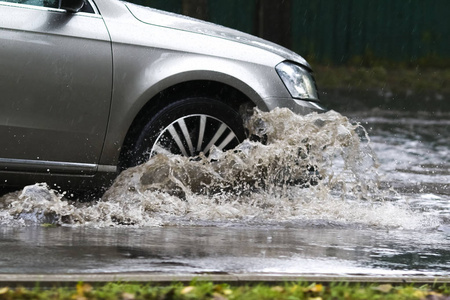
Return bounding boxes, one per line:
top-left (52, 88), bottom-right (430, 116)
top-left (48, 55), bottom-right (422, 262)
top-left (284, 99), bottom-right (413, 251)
top-left (263, 97), bottom-right (327, 115)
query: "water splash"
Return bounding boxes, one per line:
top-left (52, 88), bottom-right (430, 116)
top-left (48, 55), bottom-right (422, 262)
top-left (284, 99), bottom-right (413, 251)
top-left (0, 109), bottom-right (440, 229)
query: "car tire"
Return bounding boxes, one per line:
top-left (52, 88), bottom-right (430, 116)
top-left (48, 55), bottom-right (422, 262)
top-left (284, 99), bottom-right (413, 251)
top-left (128, 97), bottom-right (247, 167)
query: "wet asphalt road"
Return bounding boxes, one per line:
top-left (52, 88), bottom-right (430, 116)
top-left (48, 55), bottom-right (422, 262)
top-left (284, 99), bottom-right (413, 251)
top-left (1, 225), bottom-right (450, 283)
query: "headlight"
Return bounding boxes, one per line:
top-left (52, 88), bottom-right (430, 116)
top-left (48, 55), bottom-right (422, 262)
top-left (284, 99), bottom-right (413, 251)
top-left (276, 61), bottom-right (319, 101)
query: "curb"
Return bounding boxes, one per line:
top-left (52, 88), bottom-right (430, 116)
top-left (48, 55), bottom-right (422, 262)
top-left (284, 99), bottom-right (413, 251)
top-left (1, 273), bottom-right (450, 286)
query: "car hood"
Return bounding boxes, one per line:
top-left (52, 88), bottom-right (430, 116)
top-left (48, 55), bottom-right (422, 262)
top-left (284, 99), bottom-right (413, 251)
top-left (125, 3), bottom-right (310, 69)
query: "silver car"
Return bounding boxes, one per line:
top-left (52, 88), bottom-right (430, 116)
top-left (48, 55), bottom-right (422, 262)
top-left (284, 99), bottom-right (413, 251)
top-left (0, 0), bottom-right (326, 192)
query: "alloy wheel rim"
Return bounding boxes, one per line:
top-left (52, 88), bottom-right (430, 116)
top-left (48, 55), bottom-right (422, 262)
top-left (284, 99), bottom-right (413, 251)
top-left (151, 114), bottom-right (241, 157)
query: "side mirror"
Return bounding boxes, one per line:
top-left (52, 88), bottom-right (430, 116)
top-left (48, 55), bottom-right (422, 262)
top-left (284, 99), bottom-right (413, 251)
top-left (60, 0), bottom-right (85, 13)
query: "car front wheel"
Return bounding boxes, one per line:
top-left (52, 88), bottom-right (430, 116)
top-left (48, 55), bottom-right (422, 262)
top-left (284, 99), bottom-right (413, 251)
top-left (128, 97), bottom-right (247, 167)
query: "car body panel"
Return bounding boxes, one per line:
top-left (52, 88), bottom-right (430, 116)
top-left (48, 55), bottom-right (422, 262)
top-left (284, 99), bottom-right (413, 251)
top-left (124, 2), bottom-right (310, 69)
top-left (0, 2), bottom-right (113, 173)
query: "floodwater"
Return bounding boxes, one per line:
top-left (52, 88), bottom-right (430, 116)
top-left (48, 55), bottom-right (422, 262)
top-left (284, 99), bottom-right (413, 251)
top-left (0, 103), bottom-right (449, 277)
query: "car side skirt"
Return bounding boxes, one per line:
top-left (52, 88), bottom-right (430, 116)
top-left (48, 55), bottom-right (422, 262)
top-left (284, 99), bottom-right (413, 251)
top-left (0, 158), bottom-right (117, 175)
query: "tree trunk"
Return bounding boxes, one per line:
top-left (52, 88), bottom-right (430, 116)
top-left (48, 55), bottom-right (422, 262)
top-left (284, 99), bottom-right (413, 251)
top-left (182, 0), bottom-right (209, 21)
top-left (255, 0), bottom-right (292, 49)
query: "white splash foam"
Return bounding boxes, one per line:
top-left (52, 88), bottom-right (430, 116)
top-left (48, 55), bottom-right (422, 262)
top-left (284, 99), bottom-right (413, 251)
top-left (0, 109), bottom-right (440, 229)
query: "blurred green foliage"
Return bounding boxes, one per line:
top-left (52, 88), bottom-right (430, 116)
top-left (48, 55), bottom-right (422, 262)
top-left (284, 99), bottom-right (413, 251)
top-left (0, 281), bottom-right (449, 300)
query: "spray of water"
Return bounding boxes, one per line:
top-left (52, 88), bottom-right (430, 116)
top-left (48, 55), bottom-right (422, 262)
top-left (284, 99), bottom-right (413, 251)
top-left (0, 108), bottom-right (440, 229)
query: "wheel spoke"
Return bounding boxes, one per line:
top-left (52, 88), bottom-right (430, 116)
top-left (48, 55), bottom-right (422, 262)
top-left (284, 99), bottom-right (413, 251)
top-left (203, 123), bottom-right (227, 154)
top-left (217, 131), bottom-right (237, 150)
top-left (177, 118), bottom-right (195, 156)
top-left (167, 125), bottom-right (189, 156)
top-left (196, 115), bottom-right (206, 152)
top-left (151, 144), bottom-right (172, 156)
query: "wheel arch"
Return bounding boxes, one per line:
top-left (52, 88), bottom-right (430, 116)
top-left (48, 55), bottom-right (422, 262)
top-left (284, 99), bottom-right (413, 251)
top-left (117, 79), bottom-right (258, 169)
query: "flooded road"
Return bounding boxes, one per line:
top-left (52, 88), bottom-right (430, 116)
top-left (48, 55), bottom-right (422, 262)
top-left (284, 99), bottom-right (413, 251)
top-left (0, 225), bottom-right (449, 276)
top-left (0, 104), bottom-right (449, 278)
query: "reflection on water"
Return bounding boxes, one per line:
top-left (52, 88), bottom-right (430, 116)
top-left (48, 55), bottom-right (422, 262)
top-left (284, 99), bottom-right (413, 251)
top-left (0, 107), bottom-right (449, 276)
top-left (0, 226), bottom-right (449, 276)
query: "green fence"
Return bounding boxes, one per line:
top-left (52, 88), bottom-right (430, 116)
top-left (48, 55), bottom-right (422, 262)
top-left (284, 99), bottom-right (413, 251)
top-left (132, 0), bottom-right (450, 67)
top-left (292, 0), bottom-right (450, 66)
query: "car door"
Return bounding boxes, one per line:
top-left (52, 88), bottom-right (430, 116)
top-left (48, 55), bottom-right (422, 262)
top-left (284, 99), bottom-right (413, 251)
top-left (0, 0), bottom-right (112, 175)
